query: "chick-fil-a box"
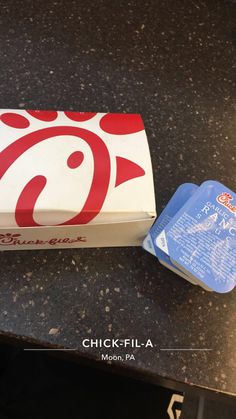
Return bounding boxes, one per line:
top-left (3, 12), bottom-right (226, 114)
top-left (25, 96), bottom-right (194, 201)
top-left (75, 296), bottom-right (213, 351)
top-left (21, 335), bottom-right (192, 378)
top-left (0, 110), bottom-right (156, 250)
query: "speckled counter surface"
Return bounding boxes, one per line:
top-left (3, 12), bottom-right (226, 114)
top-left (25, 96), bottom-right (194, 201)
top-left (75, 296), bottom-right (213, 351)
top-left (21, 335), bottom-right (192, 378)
top-left (0, 0), bottom-right (236, 400)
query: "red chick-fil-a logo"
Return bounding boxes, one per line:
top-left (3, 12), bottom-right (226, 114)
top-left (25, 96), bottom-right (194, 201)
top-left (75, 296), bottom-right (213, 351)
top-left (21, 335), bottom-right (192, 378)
top-left (0, 111), bottom-right (146, 228)
top-left (216, 192), bottom-right (236, 214)
top-left (0, 233), bottom-right (87, 246)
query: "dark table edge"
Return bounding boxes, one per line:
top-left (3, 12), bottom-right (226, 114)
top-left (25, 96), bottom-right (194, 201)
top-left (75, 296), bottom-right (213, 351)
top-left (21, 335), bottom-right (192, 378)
top-left (0, 330), bottom-right (235, 404)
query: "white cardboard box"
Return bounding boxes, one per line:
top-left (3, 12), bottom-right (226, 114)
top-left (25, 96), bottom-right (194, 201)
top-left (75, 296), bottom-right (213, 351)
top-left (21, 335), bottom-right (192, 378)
top-left (0, 110), bottom-right (156, 250)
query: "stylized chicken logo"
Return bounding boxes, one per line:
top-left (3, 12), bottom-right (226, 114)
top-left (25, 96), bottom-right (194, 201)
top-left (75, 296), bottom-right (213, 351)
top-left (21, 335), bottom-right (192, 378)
top-left (0, 111), bottom-right (146, 226)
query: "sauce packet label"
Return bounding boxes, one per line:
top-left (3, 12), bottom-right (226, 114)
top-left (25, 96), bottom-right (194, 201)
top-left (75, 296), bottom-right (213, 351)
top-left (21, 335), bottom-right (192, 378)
top-left (156, 180), bottom-right (236, 293)
top-left (143, 183), bottom-right (198, 283)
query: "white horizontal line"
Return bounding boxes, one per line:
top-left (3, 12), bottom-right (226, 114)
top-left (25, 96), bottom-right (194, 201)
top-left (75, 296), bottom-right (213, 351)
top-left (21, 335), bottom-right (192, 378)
top-left (24, 348), bottom-right (77, 351)
top-left (23, 348), bottom-right (213, 352)
top-left (160, 348), bottom-right (212, 351)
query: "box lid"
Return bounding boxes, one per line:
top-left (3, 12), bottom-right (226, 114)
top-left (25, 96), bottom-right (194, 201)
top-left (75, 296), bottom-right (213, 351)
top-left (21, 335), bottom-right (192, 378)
top-left (0, 110), bottom-right (156, 227)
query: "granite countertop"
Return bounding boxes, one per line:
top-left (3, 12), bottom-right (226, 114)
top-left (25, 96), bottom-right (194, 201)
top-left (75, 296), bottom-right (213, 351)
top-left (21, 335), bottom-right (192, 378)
top-left (0, 0), bottom-right (236, 400)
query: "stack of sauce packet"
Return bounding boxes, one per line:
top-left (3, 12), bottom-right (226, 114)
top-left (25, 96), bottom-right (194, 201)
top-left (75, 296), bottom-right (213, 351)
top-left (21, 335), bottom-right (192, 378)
top-left (143, 181), bottom-right (236, 293)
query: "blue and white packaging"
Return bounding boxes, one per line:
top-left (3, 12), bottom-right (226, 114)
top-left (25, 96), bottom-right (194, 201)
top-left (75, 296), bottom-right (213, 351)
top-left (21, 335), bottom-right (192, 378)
top-left (143, 183), bottom-right (198, 284)
top-left (156, 181), bottom-right (236, 293)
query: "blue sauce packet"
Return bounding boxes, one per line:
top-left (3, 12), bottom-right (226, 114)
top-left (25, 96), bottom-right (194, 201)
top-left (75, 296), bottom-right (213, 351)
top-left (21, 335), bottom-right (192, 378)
top-left (143, 183), bottom-right (198, 283)
top-left (156, 181), bottom-right (236, 293)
